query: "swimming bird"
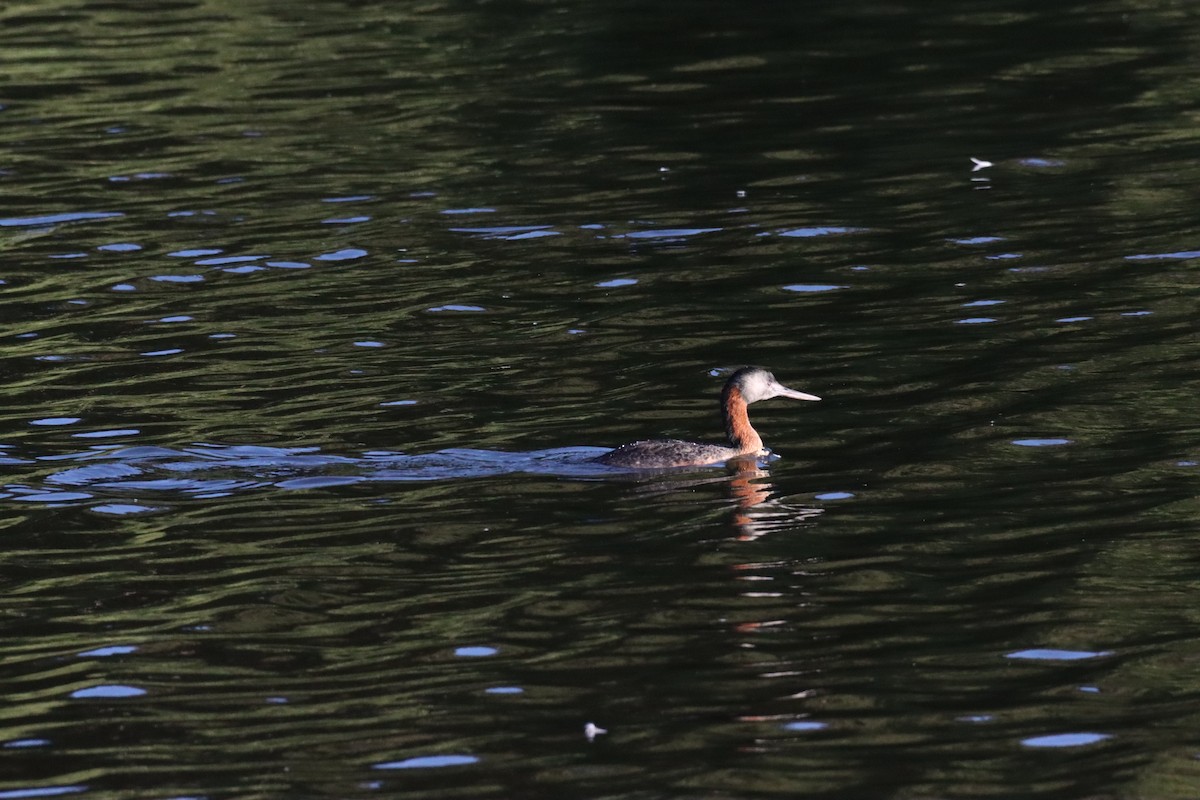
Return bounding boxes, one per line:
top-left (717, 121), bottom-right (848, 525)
top-left (595, 367), bottom-right (820, 469)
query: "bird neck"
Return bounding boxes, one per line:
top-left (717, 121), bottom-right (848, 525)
top-left (722, 385), bottom-right (763, 454)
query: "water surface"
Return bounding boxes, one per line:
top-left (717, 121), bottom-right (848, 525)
top-left (3, 1), bottom-right (1200, 798)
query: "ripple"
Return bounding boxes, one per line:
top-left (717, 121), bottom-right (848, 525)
top-left (375, 754), bottom-right (479, 769)
top-left (956, 317), bottom-right (996, 325)
top-left (621, 227), bottom-right (720, 239)
top-left (78, 645), bottom-right (138, 657)
top-left (952, 236), bottom-right (1005, 245)
top-left (276, 475), bottom-right (365, 490)
top-left (451, 225), bottom-right (556, 240)
top-left (1021, 732), bottom-right (1110, 748)
top-left (596, 278), bottom-right (637, 287)
top-left (1012, 438), bottom-right (1071, 447)
top-left (0, 787), bottom-right (88, 799)
top-left (784, 284), bottom-right (843, 293)
top-left (315, 248), bottom-right (368, 261)
top-left (168, 248), bottom-right (222, 257)
top-left (0, 212), bottom-right (122, 228)
top-left (194, 255), bottom-right (265, 266)
top-left (1006, 648), bottom-right (1110, 660)
top-left (1125, 250), bottom-right (1200, 261)
top-left (92, 503), bottom-right (159, 515)
top-left (70, 684), bottom-right (146, 699)
top-left (455, 646), bottom-right (498, 657)
top-left (783, 721), bottom-right (828, 731)
top-left (777, 226), bottom-right (863, 238)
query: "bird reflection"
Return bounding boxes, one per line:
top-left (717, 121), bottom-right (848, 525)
top-left (725, 455), bottom-right (823, 541)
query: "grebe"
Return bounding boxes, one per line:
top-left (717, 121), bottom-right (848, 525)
top-left (595, 367), bottom-right (820, 469)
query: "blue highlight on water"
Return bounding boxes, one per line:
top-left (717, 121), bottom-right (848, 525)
top-left (620, 227), bottom-right (721, 239)
top-left (374, 754), bottom-right (479, 769)
top-left (777, 226), bottom-right (863, 238)
top-left (0, 212), bottom-right (122, 228)
top-left (169, 249), bottom-right (222, 258)
top-left (73, 430), bottom-right (140, 439)
top-left (951, 236), bottom-right (1005, 245)
top-left (315, 248), bottom-right (368, 261)
top-left (455, 646), bottom-right (498, 657)
top-left (92, 503), bottom-right (158, 515)
top-left (70, 684), bottom-right (146, 699)
top-left (0, 787), bottom-right (88, 799)
top-left (783, 284), bottom-right (843, 293)
top-left (3, 739), bottom-right (51, 749)
top-left (1125, 250), bottom-right (1200, 260)
top-left (1021, 732), bottom-right (1111, 748)
top-left (78, 645), bottom-right (137, 657)
top-left (194, 255), bottom-right (265, 266)
top-left (783, 721), bottom-right (827, 731)
top-left (1006, 648), bottom-right (1110, 661)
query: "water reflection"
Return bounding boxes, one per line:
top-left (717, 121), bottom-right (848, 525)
top-left (726, 456), bottom-right (824, 542)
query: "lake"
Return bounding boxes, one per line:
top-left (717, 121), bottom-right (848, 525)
top-left (2, 1), bottom-right (1199, 797)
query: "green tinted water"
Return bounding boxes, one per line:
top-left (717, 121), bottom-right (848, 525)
top-left (2, 1), bottom-right (1200, 797)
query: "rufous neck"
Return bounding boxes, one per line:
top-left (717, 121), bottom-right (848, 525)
top-left (722, 385), bottom-right (763, 454)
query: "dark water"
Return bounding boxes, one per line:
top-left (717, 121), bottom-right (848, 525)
top-left (3, 1), bottom-right (1200, 797)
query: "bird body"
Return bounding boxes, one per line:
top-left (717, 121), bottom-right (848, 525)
top-left (595, 367), bottom-right (819, 469)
